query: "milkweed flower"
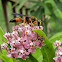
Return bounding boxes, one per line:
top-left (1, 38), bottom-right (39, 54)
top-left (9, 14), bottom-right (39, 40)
top-left (3, 32), bottom-right (10, 39)
top-left (1, 23), bottom-right (45, 60)
top-left (53, 40), bottom-right (62, 62)
top-left (54, 40), bottom-right (61, 47)
top-left (1, 42), bottom-right (8, 49)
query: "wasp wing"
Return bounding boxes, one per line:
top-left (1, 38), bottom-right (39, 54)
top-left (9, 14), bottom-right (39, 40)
top-left (13, 13), bottom-right (31, 18)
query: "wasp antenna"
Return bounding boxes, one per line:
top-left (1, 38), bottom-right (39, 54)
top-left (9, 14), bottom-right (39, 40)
top-left (12, 13), bottom-right (19, 15)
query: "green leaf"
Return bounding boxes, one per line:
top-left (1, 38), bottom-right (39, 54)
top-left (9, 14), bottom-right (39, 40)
top-left (30, 1), bottom-right (40, 3)
top-left (1, 49), bottom-right (7, 55)
top-left (0, 27), bottom-right (7, 45)
top-left (0, 53), bottom-right (13, 62)
top-left (0, 51), bottom-right (17, 62)
top-left (44, 3), bottom-right (53, 15)
top-left (49, 32), bottom-right (62, 43)
top-left (30, 3), bottom-right (39, 11)
top-left (59, 0), bottom-right (62, 2)
top-left (45, 0), bottom-right (62, 19)
top-left (31, 48), bottom-right (43, 62)
top-left (44, 4), bottom-right (51, 15)
top-left (12, 58), bottom-right (17, 62)
top-left (17, 0), bottom-right (28, 11)
top-left (18, 54), bottom-right (38, 62)
top-left (18, 58), bottom-right (32, 62)
top-left (31, 6), bottom-right (43, 19)
top-left (33, 29), bottom-right (55, 62)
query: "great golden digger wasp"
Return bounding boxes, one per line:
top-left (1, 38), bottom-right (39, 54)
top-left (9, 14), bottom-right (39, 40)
top-left (9, 13), bottom-right (41, 26)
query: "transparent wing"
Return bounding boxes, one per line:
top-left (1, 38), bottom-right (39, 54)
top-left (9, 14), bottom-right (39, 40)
top-left (13, 13), bottom-right (32, 18)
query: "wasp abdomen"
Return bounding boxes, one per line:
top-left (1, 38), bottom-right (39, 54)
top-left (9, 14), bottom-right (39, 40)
top-left (10, 18), bottom-right (16, 22)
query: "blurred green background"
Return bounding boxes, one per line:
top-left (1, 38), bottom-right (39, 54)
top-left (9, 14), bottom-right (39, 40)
top-left (0, 0), bottom-right (62, 38)
top-left (0, 0), bottom-right (6, 31)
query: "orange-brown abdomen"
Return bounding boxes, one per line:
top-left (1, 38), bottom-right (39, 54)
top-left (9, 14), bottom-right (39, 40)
top-left (33, 21), bottom-right (38, 25)
top-left (16, 17), bottom-right (22, 22)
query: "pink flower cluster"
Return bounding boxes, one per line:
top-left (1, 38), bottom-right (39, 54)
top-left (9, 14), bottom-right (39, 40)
top-left (53, 40), bottom-right (62, 62)
top-left (1, 23), bottom-right (45, 60)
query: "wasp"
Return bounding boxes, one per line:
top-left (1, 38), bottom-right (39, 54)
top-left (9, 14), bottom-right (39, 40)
top-left (9, 13), bottom-right (41, 26)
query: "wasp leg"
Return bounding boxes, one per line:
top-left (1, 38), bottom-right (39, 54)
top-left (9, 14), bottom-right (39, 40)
top-left (24, 17), bottom-right (26, 26)
top-left (31, 21), bottom-right (32, 24)
top-left (24, 17), bottom-right (26, 31)
top-left (17, 22), bottom-right (18, 25)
